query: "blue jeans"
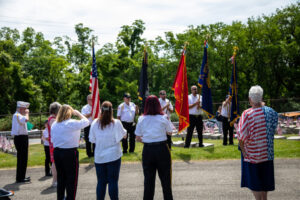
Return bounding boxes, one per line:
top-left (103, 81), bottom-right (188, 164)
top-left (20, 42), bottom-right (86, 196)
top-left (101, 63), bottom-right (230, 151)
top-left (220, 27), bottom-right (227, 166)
top-left (95, 158), bottom-right (121, 200)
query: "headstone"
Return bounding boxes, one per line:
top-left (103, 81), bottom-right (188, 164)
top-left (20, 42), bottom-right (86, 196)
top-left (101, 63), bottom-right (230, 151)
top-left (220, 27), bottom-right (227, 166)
top-left (274, 135), bottom-right (286, 139)
top-left (287, 136), bottom-right (300, 140)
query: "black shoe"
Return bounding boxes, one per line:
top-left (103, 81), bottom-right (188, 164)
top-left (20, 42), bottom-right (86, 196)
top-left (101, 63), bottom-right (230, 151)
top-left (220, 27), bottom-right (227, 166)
top-left (229, 143), bottom-right (234, 145)
top-left (123, 151), bottom-right (128, 154)
top-left (184, 146), bottom-right (189, 148)
top-left (16, 177), bottom-right (31, 183)
top-left (45, 173), bottom-right (52, 177)
top-left (223, 143), bottom-right (227, 146)
top-left (199, 144), bottom-right (204, 147)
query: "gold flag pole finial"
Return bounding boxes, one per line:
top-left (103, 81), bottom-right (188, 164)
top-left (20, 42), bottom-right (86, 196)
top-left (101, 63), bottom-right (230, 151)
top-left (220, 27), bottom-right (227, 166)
top-left (233, 46), bottom-right (238, 57)
top-left (184, 41), bottom-right (189, 50)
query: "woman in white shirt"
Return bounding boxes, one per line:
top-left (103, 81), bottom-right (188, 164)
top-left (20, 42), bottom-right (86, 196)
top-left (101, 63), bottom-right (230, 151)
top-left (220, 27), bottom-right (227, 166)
top-left (89, 101), bottom-right (127, 200)
top-left (51, 105), bottom-right (89, 200)
top-left (135, 95), bottom-right (173, 200)
top-left (42, 120), bottom-right (52, 177)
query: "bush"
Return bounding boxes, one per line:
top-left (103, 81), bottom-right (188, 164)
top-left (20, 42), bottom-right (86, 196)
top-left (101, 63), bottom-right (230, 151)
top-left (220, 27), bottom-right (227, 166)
top-left (0, 113), bottom-right (48, 131)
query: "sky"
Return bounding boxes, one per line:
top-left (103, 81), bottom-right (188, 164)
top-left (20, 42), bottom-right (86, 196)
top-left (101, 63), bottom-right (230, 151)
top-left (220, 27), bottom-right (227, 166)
top-left (0, 0), bottom-right (296, 47)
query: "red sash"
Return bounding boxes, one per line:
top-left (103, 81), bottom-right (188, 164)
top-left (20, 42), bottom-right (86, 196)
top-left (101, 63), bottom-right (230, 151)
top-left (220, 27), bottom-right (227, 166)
top-left (47, 116), bottom-right (56, 163)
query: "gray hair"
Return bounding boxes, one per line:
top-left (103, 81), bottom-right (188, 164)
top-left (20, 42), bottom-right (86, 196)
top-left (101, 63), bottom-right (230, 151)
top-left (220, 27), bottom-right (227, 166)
top-left (249, 85), bottom-right (263, 104)
top-left (87, 94), bottom-right (92, 100)
top-left (49, 102), bottom-right (62, 115)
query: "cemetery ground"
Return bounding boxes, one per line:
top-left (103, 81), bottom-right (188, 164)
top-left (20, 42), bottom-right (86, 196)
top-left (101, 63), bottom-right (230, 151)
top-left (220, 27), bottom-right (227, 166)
top-left (0, 135), bottom-right (299, 199)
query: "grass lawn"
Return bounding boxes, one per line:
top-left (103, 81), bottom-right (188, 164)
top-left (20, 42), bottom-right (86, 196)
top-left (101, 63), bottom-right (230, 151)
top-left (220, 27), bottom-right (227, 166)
top-left (0, 136), bottom-right (299, 168)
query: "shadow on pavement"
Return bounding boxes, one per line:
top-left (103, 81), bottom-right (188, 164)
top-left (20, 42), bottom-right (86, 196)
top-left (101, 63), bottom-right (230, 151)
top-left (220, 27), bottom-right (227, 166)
top-left (84, 164), bottom-right (94, 173)
top-left (40, 186), bottom-right (56, 195)
top-left (38, 176), bottom-right (52, 182)
top-left (3, 181), bottom-right (30, 192)
top-left (175, 153), bottom-right (191, 163)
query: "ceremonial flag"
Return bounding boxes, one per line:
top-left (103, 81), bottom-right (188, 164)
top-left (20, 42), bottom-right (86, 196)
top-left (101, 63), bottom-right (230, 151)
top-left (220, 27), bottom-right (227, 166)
top-left (90, 46), bottom-right (100, 119)
top-left (138, 49), bottom-right (149, 113)
top-left (172, 49), bottom-right (189, 133)
top-left (229, 48), bottom-right (240, 126)
top-left (198, 41), bottom-right (214, 119)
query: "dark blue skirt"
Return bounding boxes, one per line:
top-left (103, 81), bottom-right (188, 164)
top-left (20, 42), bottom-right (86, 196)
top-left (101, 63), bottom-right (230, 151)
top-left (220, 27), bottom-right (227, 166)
top-left (241, 154), bottom-right (275, 191)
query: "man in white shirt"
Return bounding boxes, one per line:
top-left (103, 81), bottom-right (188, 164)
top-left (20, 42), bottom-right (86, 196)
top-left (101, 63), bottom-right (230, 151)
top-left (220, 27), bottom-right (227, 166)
top-left (221, 95), bottom-right (234, 145)
top-left (81, 94), bottom-right (95, 158)
top-left (11, 101), bottom-right (31, 183)
top-left (184, 85), bottom-right (204, 148)
top-left (117, 93), bottom-right (139, 153)
top-left (159, 90), bottom-right (174, 149)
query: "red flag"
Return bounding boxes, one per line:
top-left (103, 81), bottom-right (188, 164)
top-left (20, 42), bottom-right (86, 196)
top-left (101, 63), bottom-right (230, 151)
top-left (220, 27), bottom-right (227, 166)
top-left (91, 46), bottom-right (100, 119)
top-left (172, 50), bottom-right (189, 133)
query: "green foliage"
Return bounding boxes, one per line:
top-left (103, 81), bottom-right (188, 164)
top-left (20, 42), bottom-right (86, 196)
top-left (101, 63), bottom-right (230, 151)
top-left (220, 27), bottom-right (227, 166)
top-left (0, 3), bottom-right (299, 116)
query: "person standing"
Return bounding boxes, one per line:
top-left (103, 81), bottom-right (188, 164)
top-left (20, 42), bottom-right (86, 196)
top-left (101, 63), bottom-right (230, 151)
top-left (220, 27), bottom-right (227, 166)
top-left (237, 85), bottom-right (278, 200)
top-left (215, 106), bottom-right (223, 134)
top-left (42, 120), bottom-right (52, 177)
top-left (159, 90), bottom-right (174, 149)
top-left (135, 95), bottom-right (174, 200)
top-left (221, 95), bottom-right (234, 145)
top-left (48, 102), bottom-right (61, 187)
top-left (89, 101), bottom-right (127, 200)
top-left (81, 94), bottom-right (95, 158)
top-left (51, 105), bottom-right (89, 200)
top-left (184, 85), bottom-right (204, 148)
top-left (11, 101), bottom-right (31, 183)
top-left (117, 93), bottom-right (139, 153)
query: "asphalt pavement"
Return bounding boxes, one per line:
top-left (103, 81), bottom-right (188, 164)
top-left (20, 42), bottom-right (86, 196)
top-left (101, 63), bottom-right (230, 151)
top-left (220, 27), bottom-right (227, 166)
top-left (0, 159), bottom-right (299, 200)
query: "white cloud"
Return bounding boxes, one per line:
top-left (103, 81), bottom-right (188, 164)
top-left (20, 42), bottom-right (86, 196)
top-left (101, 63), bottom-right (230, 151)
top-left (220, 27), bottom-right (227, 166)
top-left (0, 0), bottom-right (296, 46)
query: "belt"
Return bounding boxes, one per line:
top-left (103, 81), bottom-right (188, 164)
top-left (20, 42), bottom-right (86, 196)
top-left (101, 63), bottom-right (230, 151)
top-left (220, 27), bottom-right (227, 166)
top-left (144, 141), bottom-right (167, 146)
top-left (54, 147), bottom-right (77, 151)
top-left (189, 114), bottom-right (201, 116)
top-left (122, 121), bottom-right (133, 124)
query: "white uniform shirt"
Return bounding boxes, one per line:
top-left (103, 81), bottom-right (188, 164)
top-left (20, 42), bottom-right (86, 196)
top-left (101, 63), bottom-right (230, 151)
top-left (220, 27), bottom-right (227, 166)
top-left (117, 102), bottom-right (136, 123)
top-left (188, 94), bottom-right (203, 115)
top-left (51, 118), bottom-right (89, 148)
top-left (221, 102), bottom-right (231, 118)
top-left (159, 98), bottom-right (173, 118)
top-left (11, 111), bottom-right (28, 136)
top-left (135, 115), bottom-right (173, 143)
top-left (81, 104), bottom-right (93, 124)
top-left (89, 119), bottom-right (127, 164)
top-left (43, 128), bottom-right (49, 146)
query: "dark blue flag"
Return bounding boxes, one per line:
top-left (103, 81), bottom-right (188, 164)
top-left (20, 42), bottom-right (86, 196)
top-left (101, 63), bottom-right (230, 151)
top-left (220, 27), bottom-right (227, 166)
top-left (138, 50), bottom-right (149, 113)
top-left (229, 51), bottom-right (240, 126)
top-left (198, 42), bottom-right (214, 119)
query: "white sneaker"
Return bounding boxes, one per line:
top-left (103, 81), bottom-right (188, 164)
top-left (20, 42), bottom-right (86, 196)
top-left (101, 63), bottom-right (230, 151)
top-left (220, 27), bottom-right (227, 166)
top-left (51, 182), bottom-right (57, 187)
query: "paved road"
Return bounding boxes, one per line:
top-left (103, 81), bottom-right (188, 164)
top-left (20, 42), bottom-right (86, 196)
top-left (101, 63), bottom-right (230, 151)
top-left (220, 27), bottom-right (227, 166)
top-left (0, 159), bottom-right (299, 200)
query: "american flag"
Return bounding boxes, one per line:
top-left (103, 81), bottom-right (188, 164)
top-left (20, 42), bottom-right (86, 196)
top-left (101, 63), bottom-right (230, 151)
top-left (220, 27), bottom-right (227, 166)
top-left (90, 46), bottom-right (100, 119)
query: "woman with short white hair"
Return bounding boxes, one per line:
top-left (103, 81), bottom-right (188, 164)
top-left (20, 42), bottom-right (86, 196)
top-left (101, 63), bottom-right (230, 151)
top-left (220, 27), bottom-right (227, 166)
top-left (237, 85), bottom-right (278, 200)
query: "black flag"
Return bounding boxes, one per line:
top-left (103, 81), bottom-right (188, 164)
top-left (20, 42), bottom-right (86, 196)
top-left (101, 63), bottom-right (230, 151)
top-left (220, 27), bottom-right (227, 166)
top-left (138, 50), bottom-right (149, 113)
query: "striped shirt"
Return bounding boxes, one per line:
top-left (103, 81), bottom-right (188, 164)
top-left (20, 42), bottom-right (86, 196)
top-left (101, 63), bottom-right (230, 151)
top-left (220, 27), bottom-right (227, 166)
top-left (237, 106), bottom-right (278, 164)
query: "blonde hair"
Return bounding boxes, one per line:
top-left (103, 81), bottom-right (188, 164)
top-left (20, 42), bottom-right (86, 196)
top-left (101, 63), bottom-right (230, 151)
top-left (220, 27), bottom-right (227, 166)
top-left (56, 104), bottom-right (73, 123)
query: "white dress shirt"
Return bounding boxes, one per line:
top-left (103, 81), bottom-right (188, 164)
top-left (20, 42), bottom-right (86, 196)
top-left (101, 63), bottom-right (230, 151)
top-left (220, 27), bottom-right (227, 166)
top-left (188, 94), bottom-right (203, 115)
top-left (11, 111), bottom-right (28, 136)
top-left (43, 128), bottom-right (49, 146)
top-left (81, 104), bottom-right (93, 124)
top-left (221, 102), bottom-right (231, 118)
top-left (159, 98), bottom-right (173, 118)
top-left (135, 115), bottom-right (173, 143)
top-left (51, 118), bottom-right (89, 148)
top-left (89, 119), bottom-right (127, 164)
top-left (117, 102), bottom-right (136, 123)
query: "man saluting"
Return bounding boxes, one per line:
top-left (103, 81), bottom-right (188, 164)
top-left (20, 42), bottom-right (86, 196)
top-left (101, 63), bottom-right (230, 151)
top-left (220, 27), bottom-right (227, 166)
top-left (11, 101), bottom-right (31, 183)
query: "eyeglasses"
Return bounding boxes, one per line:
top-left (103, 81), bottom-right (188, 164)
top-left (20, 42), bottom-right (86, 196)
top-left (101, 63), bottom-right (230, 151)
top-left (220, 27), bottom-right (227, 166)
top-left (192, 88), bottom-right (197, 91)
top-left (160, 93), bottom-right (166, 95)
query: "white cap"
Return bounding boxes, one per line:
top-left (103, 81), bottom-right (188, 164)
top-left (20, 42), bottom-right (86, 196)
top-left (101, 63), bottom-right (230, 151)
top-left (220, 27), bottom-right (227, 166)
top-left (17, 101), bottom-right (30, 108)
